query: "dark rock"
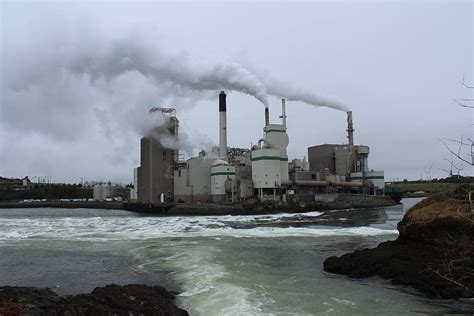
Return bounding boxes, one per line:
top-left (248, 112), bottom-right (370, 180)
top-left (0, 284), bottom-right (188, 316)
top-left (323, 193), bottom-right (474, 299)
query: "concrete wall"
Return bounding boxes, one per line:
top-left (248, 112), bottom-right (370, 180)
top-left (289, 170), bottom-right (312, 181)
top-left (308, 144), bottom-right (337, 174)
top-left (314, 193), bottom-right (339, 203)
top-left (138, 136), bottom-right (175, 203)
top-left (335, 145), bottom-right (351, 176)
top-left (173, 156), bottom-right (216, 203)
top-left (130, 167), bottom-right (138, 200)
top-left (211, 165), bottom-right (235, 202)
top-left (236, 179), bottom-right (253, 200)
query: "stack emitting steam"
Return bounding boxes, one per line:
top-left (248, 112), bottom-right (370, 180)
top-left (347, 111), bottom-right (354, 146)
top-left (219, 91), bottom-right (228, 158)
top-left (16, 34), bottom-right (352, 148)
top-left (65, 38), bottom-right (351, 114)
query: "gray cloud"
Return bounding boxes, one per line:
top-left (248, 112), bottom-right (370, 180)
top-left (0, 1), bottom-right (472, 183)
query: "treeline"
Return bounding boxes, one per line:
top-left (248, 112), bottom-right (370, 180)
top-left (397, 175), bottom-right (473, 184)
top-left (0, 184), bottom-right (92, 201)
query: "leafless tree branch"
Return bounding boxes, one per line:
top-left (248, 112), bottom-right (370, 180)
top-left (443, 138), bottom-right (471, 146)
top-left (453, 98), bottom-right (474, 109)
top-left (460, 73), bottom-right (474, 89)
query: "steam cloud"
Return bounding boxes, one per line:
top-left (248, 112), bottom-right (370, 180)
top-left (1, 27), bottom-right (348, 182)
top-left (56, 36), bottom-right (347, 112)
top-left (66, 38), bottom-right (269, 107)
top-left (237, 61), bottom-right (349, 112)
top-left (266, 81), bottom-right (349, 112)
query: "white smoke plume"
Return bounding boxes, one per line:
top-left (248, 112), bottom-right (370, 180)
top-left (236, 57), bottom-right (349, 112)
top-left (66, 37), bottom-right (269, 107)
top-left (266, 80), bottom-right (349, 112)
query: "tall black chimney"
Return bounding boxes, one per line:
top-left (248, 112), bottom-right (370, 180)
top-left (219, 91), bottom-right (227, 158)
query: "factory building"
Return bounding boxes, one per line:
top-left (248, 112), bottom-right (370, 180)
top-left (134, 91), bottom-right (385, 204)
top-left (307, 112), bottom-right (384, 191)
top-left (137, 108), bottom-right (178, 204)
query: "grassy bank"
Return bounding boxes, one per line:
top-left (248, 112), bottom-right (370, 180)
top-left (405, 184), bottom-right (473, 223)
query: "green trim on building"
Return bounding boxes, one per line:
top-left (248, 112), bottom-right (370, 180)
top-left (351, 176), bottom-right (384, 180)
top-left (251, 156), bottom-right (288, 162)
top-left (265, 129), bottom-right (286, 133)
top-left (210, 172), bottom-right (236, 176)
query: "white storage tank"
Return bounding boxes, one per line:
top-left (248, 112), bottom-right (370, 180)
top-left (251, 148), bottom-right (282, 189)
top-left (93, 185), bottom-right (103, 201)
top-left (93, 183), bottom-right (115, 201)
top-left (264, 124), bottom-right (289, 182)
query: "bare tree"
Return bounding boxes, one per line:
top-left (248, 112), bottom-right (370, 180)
top-left (454, 73), bottom-right (474, 108)
top-left (440, 136), bottom-right (473, 167)
top-left (441, 74), bottom-right (474, 167)
top-left (424, 162), bottom-right (434, 180)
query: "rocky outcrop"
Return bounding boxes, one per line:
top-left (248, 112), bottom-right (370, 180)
top-left (0, 284), bottom-right (188, 315)
top-left (324, 186), bottom-right (474, 299)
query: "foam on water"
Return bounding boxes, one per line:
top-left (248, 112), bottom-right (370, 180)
top-left (131, 241), bottom-right (270, 315)
top-left (0, 210), bottom-right (397, 241)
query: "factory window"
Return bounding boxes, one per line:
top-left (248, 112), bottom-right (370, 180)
top-left (163, 151), bottom-right (167, 161)
top-left (178, 170), bottom-right (181, 177)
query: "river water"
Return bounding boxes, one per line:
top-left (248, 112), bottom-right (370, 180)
top-left (0, 198), bottom-right (472, 315)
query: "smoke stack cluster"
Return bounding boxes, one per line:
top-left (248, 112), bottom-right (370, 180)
top-left (219, 91), bottom-right (227, 158)
top-left (347, 111), bottom-right (354, 146)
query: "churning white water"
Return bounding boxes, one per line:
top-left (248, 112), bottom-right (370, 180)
top-left (0, 200), bottom-right (470, 315)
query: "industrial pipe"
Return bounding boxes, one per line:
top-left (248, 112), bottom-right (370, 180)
top-left (281, 179), bottom-right (364, 188)
top-left (281, 180), bottom-right (327, 187)
top-left (331, 181), bottom-right (363, 188)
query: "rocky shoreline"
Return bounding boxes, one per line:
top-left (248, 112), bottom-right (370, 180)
top-left (324, 186), bottom-right (474, 299)
top-left (0, 284), bottom-right (188, 315)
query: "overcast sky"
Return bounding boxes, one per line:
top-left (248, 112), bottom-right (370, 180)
top-left (1, 1), bottom-right (472, 184)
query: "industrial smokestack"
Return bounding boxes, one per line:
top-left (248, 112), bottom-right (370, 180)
top-left (265, 107), bottom-right (269, 127)
top-left (347, 111), bottom-right (354, 146)
top-left (280, 99), bottom-right (286, 127)
top-left (219, 91), bottom-right (227, 158)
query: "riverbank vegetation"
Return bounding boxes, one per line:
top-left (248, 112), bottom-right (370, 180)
top-left (0, 177), bottom-right (92, 201)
